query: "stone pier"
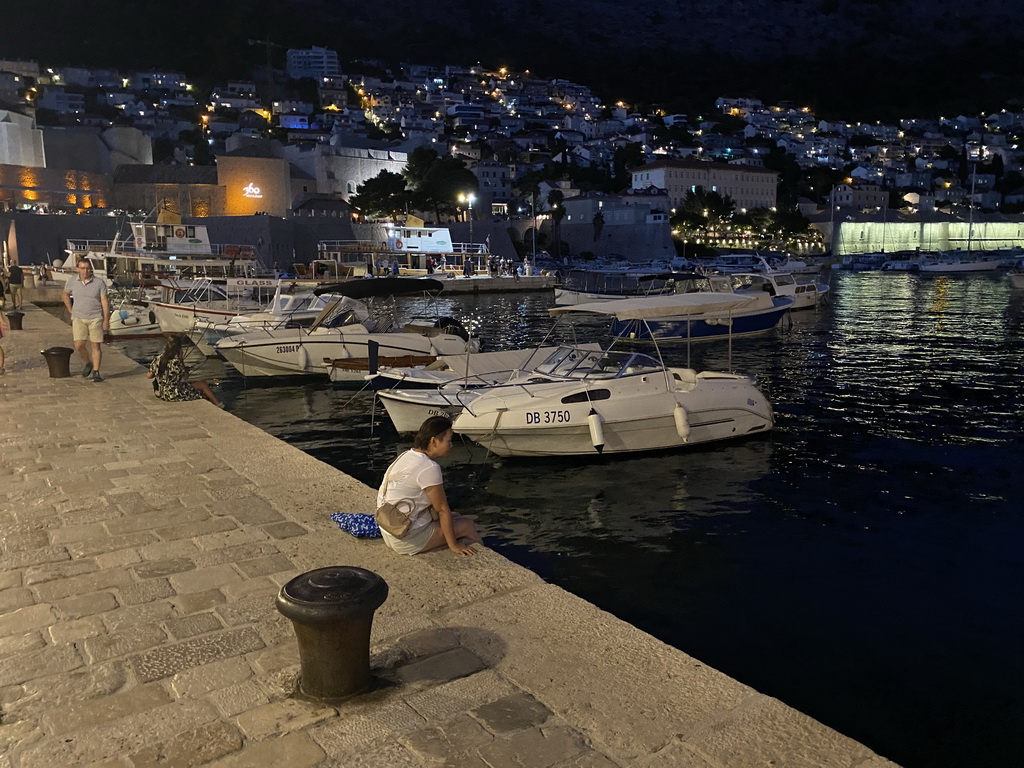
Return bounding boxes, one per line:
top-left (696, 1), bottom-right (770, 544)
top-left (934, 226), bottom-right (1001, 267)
top-left (0, 294), bottom-right (897, 767)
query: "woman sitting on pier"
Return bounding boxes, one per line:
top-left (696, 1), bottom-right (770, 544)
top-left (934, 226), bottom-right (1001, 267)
top-left (147, 334), bottom-right (224, 408)
top-left (377, 416), bottom-right (482, 556)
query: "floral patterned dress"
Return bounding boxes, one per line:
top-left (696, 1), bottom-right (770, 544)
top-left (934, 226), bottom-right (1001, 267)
top-left (149, 357), bottom-right (202, 402)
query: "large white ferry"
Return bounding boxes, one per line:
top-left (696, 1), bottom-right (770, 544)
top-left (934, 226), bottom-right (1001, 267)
top-left (56, 217), bottom-right (261, 287)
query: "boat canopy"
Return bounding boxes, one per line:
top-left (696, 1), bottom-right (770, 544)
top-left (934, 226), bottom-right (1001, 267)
top-left (549, 292), bottom-right (757, 320)
top-left (313, 277), bottom-right (444, 298)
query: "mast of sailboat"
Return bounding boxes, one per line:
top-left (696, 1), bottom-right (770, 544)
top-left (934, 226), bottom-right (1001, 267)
top-left (967, 146), bottom-right (977, 256)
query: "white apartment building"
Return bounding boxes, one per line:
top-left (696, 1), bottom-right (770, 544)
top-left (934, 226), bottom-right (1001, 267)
top-left (287, 47), bottom-right (341, 80)
top-left (631, 159), bottom-right (777, 210)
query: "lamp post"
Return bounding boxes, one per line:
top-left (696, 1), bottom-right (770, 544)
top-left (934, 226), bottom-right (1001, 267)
top-left (459, 193), bottom-right (476, 250)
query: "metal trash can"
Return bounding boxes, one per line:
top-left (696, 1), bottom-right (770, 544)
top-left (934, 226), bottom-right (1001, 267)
top-left (276, 566), bottom-right (389, 701)
top-left (41, 347), bottom-right (74, 378)
top-left (6, 311), bottom-right (24, 330)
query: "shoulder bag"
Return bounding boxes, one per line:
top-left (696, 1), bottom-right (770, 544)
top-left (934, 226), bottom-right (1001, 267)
top-left (375, 456), bottom-right (438, 538)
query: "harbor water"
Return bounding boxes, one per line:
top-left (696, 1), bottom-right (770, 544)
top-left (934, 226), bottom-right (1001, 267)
top-left (119, 270), bottom-right (1024, 768)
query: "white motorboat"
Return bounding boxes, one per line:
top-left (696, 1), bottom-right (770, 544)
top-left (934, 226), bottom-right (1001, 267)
top-left (727, 271), bottom-right (829, 310)
top-left (450, 340), bottom-right (773, 457)
top-left (106, 286), bottom-right (162, 338)
top-left (214, 278), bottom-right (479, 379)
top-left (374, 346), bottom-right (602, 431)
top-left (148, 278), bottom-right (269, 334)
top-left (190, 284), bottom-right (331, 356)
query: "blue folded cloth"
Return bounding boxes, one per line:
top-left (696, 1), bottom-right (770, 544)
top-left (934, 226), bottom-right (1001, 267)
top-left (330, 512), bottom-right (382, 538)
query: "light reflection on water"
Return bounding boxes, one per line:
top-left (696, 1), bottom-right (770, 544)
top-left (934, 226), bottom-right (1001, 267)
top-left (117, 271), bottom-right (1024, 768)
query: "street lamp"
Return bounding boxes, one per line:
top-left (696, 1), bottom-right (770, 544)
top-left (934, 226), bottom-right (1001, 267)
top-left (459, 193), bottom-right (476, 248)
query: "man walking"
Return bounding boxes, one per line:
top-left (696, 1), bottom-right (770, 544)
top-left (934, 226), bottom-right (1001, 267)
top-left (6, 264), bottom-right (23, 310)
top-left (62, 259), bottom-right (109, 382)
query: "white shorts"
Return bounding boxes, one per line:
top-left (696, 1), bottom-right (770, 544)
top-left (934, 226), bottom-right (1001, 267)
top-left (382, 521), bottom-right (436, 555)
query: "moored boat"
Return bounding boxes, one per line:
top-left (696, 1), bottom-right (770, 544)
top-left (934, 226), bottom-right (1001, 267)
top-left (919, 252), bottom-right (1003, 273)
top-left (592, 288), bottom-right (792, 343)
top-left (214, 278), bottom-right (479, 379)
top-left (450, 313), bottom-right (773, 457)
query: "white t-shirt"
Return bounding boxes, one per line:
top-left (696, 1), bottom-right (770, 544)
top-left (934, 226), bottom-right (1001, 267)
top-left (377, 450), bottom-right (442, 532)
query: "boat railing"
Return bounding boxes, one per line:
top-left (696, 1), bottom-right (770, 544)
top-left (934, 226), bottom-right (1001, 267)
top-left (65, 239), bottom-right (256, 257)
top-left (318, 240), bottom-right (492, 256)
top-left (66, 239), bottom-right (117, 253)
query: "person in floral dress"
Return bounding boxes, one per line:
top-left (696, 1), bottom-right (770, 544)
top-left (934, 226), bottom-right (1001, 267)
top-left (147, 334), bottom-right (224, 407)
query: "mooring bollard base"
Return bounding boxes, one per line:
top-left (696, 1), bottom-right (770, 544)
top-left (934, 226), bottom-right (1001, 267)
top-left (40, 347), bottom-right (75, 378)
top-left (276, 566), bottom-right (389, 702)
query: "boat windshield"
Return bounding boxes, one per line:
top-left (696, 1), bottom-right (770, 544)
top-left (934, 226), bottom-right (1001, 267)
top-left (532, 347), bottom-right (663, 379)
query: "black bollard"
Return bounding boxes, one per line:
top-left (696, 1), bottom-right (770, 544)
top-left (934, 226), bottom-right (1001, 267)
top-left (6, 311), bottom-right (24, 330)
top-left (276, 566), bottom-right (389, 701)
top-left (40, 347), bottom-right (74, 378)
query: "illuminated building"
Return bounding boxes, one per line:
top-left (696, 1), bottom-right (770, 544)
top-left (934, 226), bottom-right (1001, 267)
top-left (632, 159), bottom-right (778, 211)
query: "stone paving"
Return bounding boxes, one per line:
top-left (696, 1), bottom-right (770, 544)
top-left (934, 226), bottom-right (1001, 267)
top-left (0, 293), bottom-right (899, 767)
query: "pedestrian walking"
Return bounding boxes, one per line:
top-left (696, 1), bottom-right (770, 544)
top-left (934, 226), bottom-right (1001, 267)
top-left (61, 258), bottom-right (110, 382)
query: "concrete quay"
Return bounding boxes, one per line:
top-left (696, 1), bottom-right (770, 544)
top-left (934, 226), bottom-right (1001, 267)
top-left (0, 300), bottom-right (898, 767)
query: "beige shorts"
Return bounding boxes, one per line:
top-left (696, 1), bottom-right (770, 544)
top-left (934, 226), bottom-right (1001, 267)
top-left (72, 317), bottom-right (105, 343)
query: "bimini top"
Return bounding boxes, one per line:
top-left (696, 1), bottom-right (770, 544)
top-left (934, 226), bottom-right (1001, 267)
top-left (313, 277), bottom-right (444, 299)
top-left (549, 292), bottom-right (757, 320)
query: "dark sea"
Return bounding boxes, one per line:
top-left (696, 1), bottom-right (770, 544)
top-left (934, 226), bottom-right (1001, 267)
top-left (119, 270), bottom-right (1024, 768)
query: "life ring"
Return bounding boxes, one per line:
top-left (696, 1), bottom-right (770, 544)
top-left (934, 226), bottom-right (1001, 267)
top-left (394, 239), bottom-right (404, 249)
top-left (174, 227), bottom-right (185, 238)
top-left (433, 317), bottom-right (469, 342)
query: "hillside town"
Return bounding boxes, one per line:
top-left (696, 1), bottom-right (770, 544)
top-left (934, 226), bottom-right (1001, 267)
top-left (3, 48), bottom-right (1024, 266)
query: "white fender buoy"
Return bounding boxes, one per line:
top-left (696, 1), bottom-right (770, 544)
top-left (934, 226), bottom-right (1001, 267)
top-left (297, 345), bottom-right (309, 370)
top-left (674, 403), bottom-right (691, 442)
top-left (588, 408), bottom-right (605, 454)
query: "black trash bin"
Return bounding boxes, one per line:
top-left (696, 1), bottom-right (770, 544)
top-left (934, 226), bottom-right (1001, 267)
top-left (276, 566), bottom-right (389, 701)
top-left (41, 347), bottom-right (74, 378)
top-left (6, 311), bottom-right (24, 330)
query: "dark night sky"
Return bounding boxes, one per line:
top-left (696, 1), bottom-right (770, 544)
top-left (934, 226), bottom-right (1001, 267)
top-left (4, 0), bottom-right (1024, 120)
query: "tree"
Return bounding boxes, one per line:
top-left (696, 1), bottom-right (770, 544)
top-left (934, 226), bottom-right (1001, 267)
top-left (403, 146), bottom-right (439, 189)
top-left (612, 142), bottom-right (645, 188)
top-left (678, 187), bottom-right (736, 235)
top-left (350, 171), bottom-right (410, 219)
top-left (592, 210), bottom-right (605, 242)
top-left (771, 207), bottom-right (813, 243)
top-left (418, 157), bottom-right (478, 223)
